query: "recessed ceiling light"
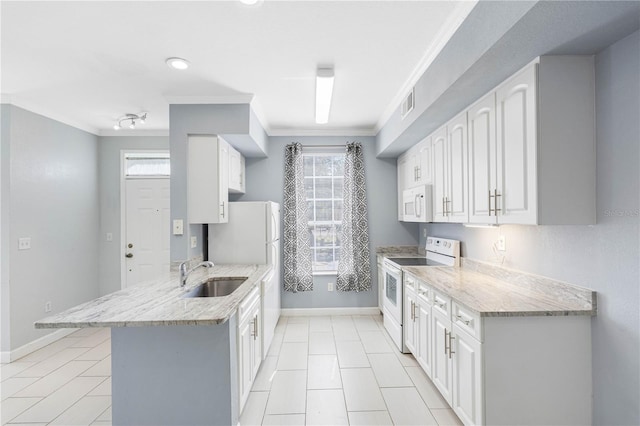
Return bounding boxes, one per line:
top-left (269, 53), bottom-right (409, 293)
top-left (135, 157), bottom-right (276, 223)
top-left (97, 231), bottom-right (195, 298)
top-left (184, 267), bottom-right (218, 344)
top-left (166, 57), bottom-right (190, 70)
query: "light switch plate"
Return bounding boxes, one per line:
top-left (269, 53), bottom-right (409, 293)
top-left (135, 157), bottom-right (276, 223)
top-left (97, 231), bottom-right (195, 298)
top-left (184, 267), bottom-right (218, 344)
top-left (173, 219), bottom-right (184, 235)
top-left (18, 237), bottom-right (31, 250)
top-left (190, 236), bottom-right (197, 248)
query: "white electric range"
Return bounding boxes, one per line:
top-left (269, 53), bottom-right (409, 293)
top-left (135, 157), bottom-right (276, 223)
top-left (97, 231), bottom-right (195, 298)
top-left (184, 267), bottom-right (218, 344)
top-left (382, 237), bottom-right (460, 353)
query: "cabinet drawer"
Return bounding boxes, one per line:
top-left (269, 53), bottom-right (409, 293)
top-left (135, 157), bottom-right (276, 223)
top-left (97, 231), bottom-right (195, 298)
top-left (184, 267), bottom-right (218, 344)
top-left (239, 287), bottom-right (259, 323)
top-left (404, 273), bottom-right (418, 291)
top-left (452, 302), bottom-right (482, 341)
top-left (432, 290), bottom-right (451, 317)
top-left (416, 282), bottom-right (431, 304)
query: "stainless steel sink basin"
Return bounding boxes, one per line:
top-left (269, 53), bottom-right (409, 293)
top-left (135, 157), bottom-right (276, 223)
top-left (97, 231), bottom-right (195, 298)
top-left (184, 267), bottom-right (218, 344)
top-left (184, 277), bottom-right (247, 298)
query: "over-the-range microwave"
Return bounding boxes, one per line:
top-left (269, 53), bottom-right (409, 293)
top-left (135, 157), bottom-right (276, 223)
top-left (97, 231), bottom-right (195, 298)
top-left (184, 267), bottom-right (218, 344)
top-left (402, 185), bottom-right (433, 222)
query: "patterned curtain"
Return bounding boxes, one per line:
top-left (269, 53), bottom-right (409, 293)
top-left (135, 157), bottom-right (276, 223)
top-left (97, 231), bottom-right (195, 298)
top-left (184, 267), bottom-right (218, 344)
top-left (337, 142), bottom-right (371, 292)
top-left (283, 143), bottom-right (314, 292)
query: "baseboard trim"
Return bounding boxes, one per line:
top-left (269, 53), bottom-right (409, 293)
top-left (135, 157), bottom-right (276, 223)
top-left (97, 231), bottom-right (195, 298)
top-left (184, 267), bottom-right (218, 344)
top-left (281, 307), bottom-right (381, 316)
top-left (0, 328), bottom-right (76, 363)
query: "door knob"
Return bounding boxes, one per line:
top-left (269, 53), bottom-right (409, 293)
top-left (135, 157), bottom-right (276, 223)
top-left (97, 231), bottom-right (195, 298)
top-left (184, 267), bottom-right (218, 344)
top-left (125, 253), bottom-right (133, 258)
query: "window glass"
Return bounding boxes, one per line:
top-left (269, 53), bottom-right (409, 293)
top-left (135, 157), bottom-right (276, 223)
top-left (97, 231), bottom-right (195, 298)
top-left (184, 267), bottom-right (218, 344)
top-left (303, 152), bottom-right (345, 273)
top-left (125, 152), bottom-right (170, 177)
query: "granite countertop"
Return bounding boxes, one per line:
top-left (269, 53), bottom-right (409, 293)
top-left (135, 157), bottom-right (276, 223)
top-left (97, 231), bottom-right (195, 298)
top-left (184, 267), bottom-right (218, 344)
top-left (35, 264), bottom-right (271, 328)
top-left (376, 246), bottom-right (424, 258)
top-left (403, 261), bottom-right (596, 317)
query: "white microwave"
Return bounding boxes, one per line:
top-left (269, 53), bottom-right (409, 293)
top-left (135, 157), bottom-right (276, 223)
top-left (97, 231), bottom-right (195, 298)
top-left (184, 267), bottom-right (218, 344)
top-left (402, 185), bottom-right (433, 222)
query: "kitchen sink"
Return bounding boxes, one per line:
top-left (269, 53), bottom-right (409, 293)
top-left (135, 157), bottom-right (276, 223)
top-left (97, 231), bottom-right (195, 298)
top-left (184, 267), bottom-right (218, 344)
top-left (184, 277), bottom-right (247, 298)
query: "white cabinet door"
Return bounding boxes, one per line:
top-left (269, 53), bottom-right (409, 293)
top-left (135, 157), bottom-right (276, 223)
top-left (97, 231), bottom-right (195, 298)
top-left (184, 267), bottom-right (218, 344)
top-left (188, 135), bottom-right (229, 224)
top-left (468, 93), bottom-right (498, 224)
top-left (417, 139), bottom-right (432, 185)
top-left (403, 284), bottom-right (417, 355)
top-left (496, 64), bottom-right (538, 225)
top-left (446, 111), bottom-right (469, 223)
top-left (432, 126), bottom-right (448, 222)
top-left (219, 140), bottom-right (229, 223)
top-left (228, 146), bottom-right (246, 194)
top-left (238, 316), bottom-right (253, 411)
top-left (416, 298), bottom-right (432, 378)
top-left (377, 262), bottom-right (384, 313)
top-left (251, 308), bottom-right (262, 380)
top-left (431, 309), bottom-right (453, 403)
top-left (452, 326), bottom-right (483, 426)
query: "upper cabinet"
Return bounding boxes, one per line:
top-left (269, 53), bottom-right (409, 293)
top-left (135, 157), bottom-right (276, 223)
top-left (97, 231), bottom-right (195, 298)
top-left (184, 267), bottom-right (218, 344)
top-left (397, 137), bottom-right (432, 222)
top-left (188, 135), bottom-right (230, 224)
top-left (432, 111), bottom-right (469, 223)
top-left (401, 55), bottom-right (596, 226)
top-left (228, 145), bottom-right (246, 194)
top-left (468, 57), bottom-right (596, 225)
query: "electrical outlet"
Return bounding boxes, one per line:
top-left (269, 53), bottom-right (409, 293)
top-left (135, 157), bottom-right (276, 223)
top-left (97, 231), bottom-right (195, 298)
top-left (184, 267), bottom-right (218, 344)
top-left (18, 237), bottom-right (31, 250)
top-left (106, 233), bottom-right (113, 242)
top-left (173, 219), bottom-right (184, 235)
top-left (45, 301), bottom-right (52, 313)
top-left (497, 235), bottom-right (506, 251)
top-left (190, 236), bottom-right (197, 248)
top-left (328, 282), bottom-right (334, 292)
top-left (423, 228), bottom-right (427, 238)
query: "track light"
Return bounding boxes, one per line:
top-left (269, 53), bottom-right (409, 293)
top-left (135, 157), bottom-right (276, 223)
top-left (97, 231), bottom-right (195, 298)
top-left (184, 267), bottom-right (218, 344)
top-left (113, 113), bottom-right (147, 131)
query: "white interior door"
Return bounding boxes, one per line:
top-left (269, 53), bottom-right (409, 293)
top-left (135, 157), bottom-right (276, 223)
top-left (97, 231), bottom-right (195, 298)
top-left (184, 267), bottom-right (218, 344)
top-left (124, 178), bottom-right (170, 287)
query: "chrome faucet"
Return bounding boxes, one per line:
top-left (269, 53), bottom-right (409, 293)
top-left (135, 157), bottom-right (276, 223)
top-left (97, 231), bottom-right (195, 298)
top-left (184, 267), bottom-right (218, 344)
top-left (179, 261), bottom-right (214, 288)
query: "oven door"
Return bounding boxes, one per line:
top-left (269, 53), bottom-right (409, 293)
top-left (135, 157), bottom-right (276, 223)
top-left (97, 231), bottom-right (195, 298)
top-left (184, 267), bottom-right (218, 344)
top-left (382, 260), bottom-right (404, 351)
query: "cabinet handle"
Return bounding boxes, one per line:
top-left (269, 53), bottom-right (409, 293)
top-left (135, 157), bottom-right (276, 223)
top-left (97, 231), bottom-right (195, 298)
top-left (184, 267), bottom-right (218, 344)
top-left (449, 333), bottom-right (455, 359)
top-left (417, 166), bottom-right (421, 180)
top-left (220, 202), bottom-right (225, 218)
top-left (494, 189), bottom-right (501, 215)
top-left (445, 198), bottom-right (451, 216)
top-left (253, 316), bottom-right (258, 340)
top-left (488, 190), bottom-right (494, 216)
top-left (413, 302), bottom-right (417, 322)
top-left (456, 314), bottom-right (471, 326)
top-left (410, 301), bottom-right (415, 320)
top-left (444, 329), bottom-right (449, 355)
top-left (442, 197), bottom-right (446, 216)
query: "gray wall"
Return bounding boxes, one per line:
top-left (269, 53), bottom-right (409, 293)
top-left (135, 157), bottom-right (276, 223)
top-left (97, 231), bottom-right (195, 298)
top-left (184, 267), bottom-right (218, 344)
top-left (421, 30), bottom-right (640, 425)
top-left (1, 105), bottom-right (12, 353)
top-left (243, 136), bottom-right (418, 309)
top-left (97, 136), bottom-right (170, 296)
top-left (1, 105), bottom-right (100, 350)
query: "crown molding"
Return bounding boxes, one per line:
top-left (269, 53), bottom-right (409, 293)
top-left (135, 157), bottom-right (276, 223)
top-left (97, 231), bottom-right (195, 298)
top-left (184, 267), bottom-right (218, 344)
top-left (100, 129), bottom-right (170, 137)
top-left (163, 94), bottom-right (255, 104)
top-left (1, 94), bottom-right (100, 135)
top-left (374, 0), bottom-right (478, 133)
top-left (269, 128), bottom-right (377, 137)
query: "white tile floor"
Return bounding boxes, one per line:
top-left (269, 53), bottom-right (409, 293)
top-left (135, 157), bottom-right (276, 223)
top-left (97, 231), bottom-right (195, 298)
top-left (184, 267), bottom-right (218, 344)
top-left (1, 315), bottom-right (463, 426)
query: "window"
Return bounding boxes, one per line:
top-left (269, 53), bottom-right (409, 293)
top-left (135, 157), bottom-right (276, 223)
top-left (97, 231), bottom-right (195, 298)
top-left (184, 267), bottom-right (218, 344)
top-left (124, 152), bottom-right (170, 177)
top-left (304, 153), bottom-right (345, 273)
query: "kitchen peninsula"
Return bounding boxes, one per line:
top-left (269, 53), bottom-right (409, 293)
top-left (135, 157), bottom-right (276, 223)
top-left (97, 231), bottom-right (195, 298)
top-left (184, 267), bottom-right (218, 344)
top-left (35, 263), bottom-right (271, 426)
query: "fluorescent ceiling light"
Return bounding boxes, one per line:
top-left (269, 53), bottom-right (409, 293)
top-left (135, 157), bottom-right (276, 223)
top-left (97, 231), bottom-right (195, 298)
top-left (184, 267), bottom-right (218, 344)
top-left (239, 0), bottom-right (262, 5)
top-left (166, 57), bottom-right (190, 70)
top-left (315, 68), bottom-right (334, 124)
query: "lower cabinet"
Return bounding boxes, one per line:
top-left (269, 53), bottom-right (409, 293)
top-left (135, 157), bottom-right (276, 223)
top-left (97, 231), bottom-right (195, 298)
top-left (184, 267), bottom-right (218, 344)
top-left (405, 277), bottom-right (433, 376)
top-left (377, 257), bottom-right (384, 313)
top-left (237, 288), bottom-right (262, 413)
top-left (401, 272), bottom-right (592, 426)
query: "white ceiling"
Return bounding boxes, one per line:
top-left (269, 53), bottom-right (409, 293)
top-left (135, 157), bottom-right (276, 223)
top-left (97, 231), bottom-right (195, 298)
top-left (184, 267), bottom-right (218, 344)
top-left (1, 1), bottom-right (475, 136)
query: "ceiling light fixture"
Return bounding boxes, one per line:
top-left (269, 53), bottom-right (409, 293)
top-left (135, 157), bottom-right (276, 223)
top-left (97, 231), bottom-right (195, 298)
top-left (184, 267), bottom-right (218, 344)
top-left (165, 57), bottom-right (190, 70)
top-left (239, 0), bottom-right (263, 6)
top-left (113, 113), bottom-right (148, 131)
top-left (315, 67), bottom-right (335, 124)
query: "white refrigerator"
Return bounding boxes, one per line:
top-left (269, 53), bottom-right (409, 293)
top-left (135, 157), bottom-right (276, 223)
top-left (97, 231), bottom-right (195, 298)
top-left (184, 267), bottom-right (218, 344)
top-left (208, 201), bottom-right (280, 358)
